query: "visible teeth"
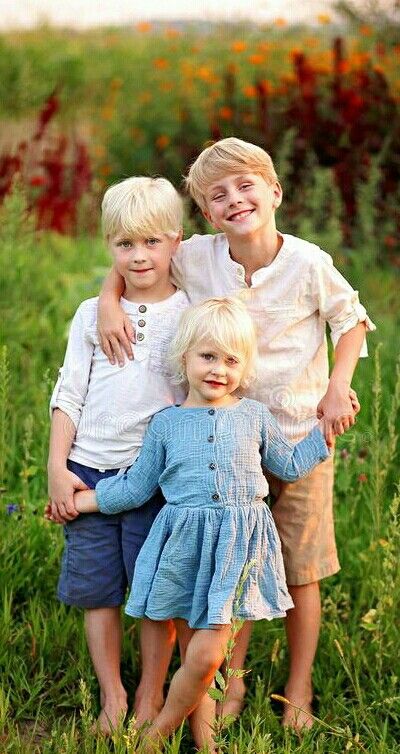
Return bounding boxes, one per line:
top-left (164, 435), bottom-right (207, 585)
top-left (230, 210), bottom-right (252, 220)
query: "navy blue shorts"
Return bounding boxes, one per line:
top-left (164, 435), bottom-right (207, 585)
top-left (57, 460), bottom-right (164, 609)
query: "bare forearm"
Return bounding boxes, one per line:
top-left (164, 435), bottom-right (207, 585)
top-left (100, 266), bottom-right (125, 301)
top-left (329, 322), bottom-right (366, 390)
top-left (48, 409), bottom-right (76, 471)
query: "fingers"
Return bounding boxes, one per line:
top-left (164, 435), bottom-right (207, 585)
top-left (123, 315), bottom-right (136, 345)
top-left (349, 388), bottom-right (361, 415)
top-left (120, 331), bottom-right (134, 361)
top-left (109, 336), bottom-right (126, 368)
top-left (99, 335), bottom-right (116, 366)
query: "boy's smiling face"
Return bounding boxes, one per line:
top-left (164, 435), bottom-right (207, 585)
top-left (203, 172), bottom-right (282, 239)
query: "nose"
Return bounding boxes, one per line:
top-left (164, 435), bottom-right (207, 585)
top-left (210, 358), bottom-right (226, 376)
top-left (130, 243), bottom-right (147, 263)
top-left (228, 188), bottom-right (242, 207)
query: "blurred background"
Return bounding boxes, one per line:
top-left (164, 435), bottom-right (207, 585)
top-left (1, 4), bottom-right (400, 753)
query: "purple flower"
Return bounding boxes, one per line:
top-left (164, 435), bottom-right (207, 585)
top-left (6, 504), bottom-right (19, 515)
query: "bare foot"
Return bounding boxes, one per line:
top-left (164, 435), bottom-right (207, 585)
top-left (281, 686), bottom-right (314, 733)
top-left (216, 677), bottom-right (246, 718)
top-left (134, 696), bottom-right (164, 729)
top-left (92, 698), bottom-right (128, 736)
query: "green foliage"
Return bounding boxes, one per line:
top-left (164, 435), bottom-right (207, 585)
top-left (0, 181), bottom-right (399, 752)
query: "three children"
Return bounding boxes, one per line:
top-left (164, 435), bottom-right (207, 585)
top-left (47, 137), bottom-right (374, 743)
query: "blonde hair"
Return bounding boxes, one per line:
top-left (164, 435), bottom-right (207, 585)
top-left (169, 296), bottom-right (258, 388)
top-left (102, 176), bottom-right (183, 240)
top-left (185, 137), bottom-right (278, 213)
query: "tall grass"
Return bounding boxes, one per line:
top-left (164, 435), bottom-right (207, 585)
top-left (0, 183), bottom-right (399, 752)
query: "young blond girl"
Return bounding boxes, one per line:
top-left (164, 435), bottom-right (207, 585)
top-left (68, 297), bottom-right (336, 752)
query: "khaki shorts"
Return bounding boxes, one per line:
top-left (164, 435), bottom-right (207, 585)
top-left (266, 454), bottom-right (340, 586)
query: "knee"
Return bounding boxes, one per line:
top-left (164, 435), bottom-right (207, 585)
top-left (186, 644), bottom-right (223, 682)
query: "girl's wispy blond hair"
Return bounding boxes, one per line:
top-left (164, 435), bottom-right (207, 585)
top-left (169, 296), bottom-right (258, 388)
top-left (102, 176), bottom-right (183, 240)
top-left (184, 137), bottom-right (278, 213)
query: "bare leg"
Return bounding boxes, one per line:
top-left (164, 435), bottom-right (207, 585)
top-left (134, 618), bottom-right (176, 726)
top-left (176, 619), bottom-right (217, 752)
top-left (282, 581), bottom-right (320, 731)
top-left (84, 607), bottom-right (127, 734)
top-left (143, 624), bottom-right (232, 753)
top-left (217, 621), bottom-right (252, 717)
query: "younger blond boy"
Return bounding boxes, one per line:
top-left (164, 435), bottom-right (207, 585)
top-left (47, 177), bottom-right (189, 733)
top-left (98, 138), bottom-right (375, 729)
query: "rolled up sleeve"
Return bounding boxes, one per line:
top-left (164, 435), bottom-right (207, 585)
top-left (315, 251), bottom-right (376, 356)
top-left (49, 304), bottom-right (94, 428)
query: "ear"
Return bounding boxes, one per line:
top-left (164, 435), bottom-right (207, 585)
top-left (203, 209), bottom-right (221, 231)
top-left (170, 230), bottom-right (183, 256)
top-left (272, 181), bottom-right (283, 210)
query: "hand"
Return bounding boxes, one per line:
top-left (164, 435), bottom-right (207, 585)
top-left (318, 418), bottom-right (336, 449)
top-left (47, 467), bottom-right (89, 523)
top-left (317, 384), bottom-right (356, 439)
top-left (97, 299), bottom-right (135, 366)
top-left (74, 489), bottom-right (98, 513)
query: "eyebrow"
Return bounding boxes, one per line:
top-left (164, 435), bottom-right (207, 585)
top-left (209, 175), bottom-right (251, 193)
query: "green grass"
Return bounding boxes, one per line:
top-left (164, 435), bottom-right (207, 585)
top-left (0, 184), bottom-right (399, 752)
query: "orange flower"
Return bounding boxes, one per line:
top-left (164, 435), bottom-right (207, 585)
top-left (257, 42), bottom-right (271, 53)
top-left (248, 54), bottom-right (264, 65)
top-left (100, 164), bottom-right (112, 176)
top-left (93, 144), bottom-right (106, 158)
top-left (218, 106), bottom-right (234, 120)
top-left (359, 25), bottom-right (372, 36)
top-left (110, 77), bottom-right (123, 90)
top-left (259, 79), bottom-right (273, 95)
top-left (101, 107), bottom-right (113, 121)
top-left (242, 113), bottom-right (254, 125)
top-left (138, 92), bottom-right (152, 104)
top-left (153, 58), bottom-right (169, 70)
top-left (274, 18), bottom-right (287, 27)
top-left (165, 27), bottom-right (181, 38)
top-left (243, 85), bottom-right (257, 98)
top-left (231, 40), bottom-right (247, 53)
top-left (155, 134), bottom-right (170, 150)
top-left (136, 22), bottom-right (152, 33)
top-left (197, 66), bottom-right (212, 81)
top-left (130, 127), bottom-right (145, 142)
top-left (317, 14), bottom-right (331, 24)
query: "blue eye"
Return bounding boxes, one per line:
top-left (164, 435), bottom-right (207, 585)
top-left (201, 353), bottom-right (214, 361)
top-left (146, 237), bottom-right (161, 246)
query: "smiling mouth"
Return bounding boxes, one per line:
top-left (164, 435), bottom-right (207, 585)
top-left (130, 268), bottom-right (153, 273)
top-left (227, 209), bottom-right (254, 222)
top-left (205, 380), bottom-right (226, 387)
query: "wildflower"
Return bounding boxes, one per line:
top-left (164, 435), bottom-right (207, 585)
top-left (359, 25), bottom-right (372, 36)
top-left (358, 473), bottom-right (368, 484)
top-left (340, 448), bottom-right (350, 460)
top-left (317, 14), bottom-right (331, 25)
top-left (110, 77), bottom-right (123, 90)
top-left (357, 448), bottom-right (368, 460)
top-left (155, 135), bottom-right (170, 150)
top-left (6, 504), bottom-right (19, 515)
top-left (136, 22), bottom-right (152, 33)
top-left (243, 85), bottom-right (257, 99)
top-left (153, 58), bottom-right (169, 70)
top-left (100, 107), bottom-right (114, 121)
top-left (30, 175), bottom-right (46, 187)
top-left (138, 92), bottom-right (152, 104)
top-left (197, 67), bottom-right (213, 81)
top-left (274, 18), bottom-right (287, 27)
top-left (218, 106), bottom-right (234, 120)
top-left (248, 54), bottom-right (264, 65)
top-left (165, 27), bottom-right (180, 39)
top-left (231, 41), bottom-right (247, 53)
top-left (384, 235), bottom-right (397, 248)
top-left (100, 164), bottom-right (112, 176)
top-left (159, 81), bottom-right (173, 92)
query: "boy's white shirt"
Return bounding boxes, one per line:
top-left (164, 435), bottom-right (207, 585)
top-left (171, 232), bottom-right (375, 441)
top-left (50, 290), bottom-right (189, 469)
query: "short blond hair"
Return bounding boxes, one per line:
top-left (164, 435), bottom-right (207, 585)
top-left (185, 137), bottom-right (278, 213)
top-left (169, 296), bottom-right (257, 388)
top-left (102, 176), bottom-right (183, 239)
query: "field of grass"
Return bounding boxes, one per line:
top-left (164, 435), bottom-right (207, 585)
top-left (0, 171), bottom-right (399, 753)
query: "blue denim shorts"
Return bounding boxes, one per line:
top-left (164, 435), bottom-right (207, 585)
top-left (57, 459), bottom-right (164, 609)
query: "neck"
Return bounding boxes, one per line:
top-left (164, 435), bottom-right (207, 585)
top-left (123, 278), bottom-right (176, 303)
top-left (182, 390), bottom-right (239, 408)
top-left (227, 224), bottom-right (282, 277)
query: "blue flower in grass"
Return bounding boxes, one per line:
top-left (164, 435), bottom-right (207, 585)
top-left (6, 504), bottom-right (19, 515)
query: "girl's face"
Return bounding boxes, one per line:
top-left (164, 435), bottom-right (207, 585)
top-left (183, 338), bottom-right (246, 407)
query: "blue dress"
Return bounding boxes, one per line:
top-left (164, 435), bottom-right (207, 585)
top-left (96, 398), bottom-right (329, 629)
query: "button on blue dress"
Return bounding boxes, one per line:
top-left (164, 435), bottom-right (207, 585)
top-left (96, 398), bottom-right (329, 629)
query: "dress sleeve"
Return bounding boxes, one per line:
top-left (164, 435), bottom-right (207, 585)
top-left (313, 250), bottom-right (376, 356)
top-left (49, 303), bottom-right (94, 428)
top-left (260, 408), bottom-right (330, 482)
top-left (95, 416), bottom-right (166, 513)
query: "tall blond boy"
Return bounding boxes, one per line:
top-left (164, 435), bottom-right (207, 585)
top-left (98, 138), bottom-right (375, 728)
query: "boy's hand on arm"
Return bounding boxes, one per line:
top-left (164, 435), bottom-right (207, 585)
top-left (74, 489), bottom-right (99, 513)
top-left (97, 267), bottom-right (135, 366)
top-left (46, 467), bottom-right (89, 523)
